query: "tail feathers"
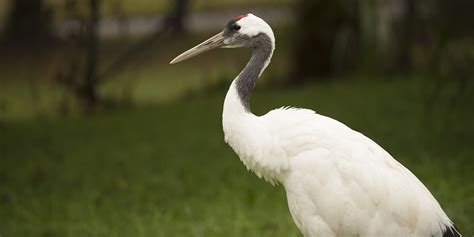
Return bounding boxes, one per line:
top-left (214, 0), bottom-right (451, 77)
top-left (442, 224), bottom-right (462, 237)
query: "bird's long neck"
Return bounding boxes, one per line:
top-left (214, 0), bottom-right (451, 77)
top-left (222, 34), bottom-right (274, 132)
top-left (222, 33), bottom-right (278, 183)
top-left (234, 35), bottom-right (274, 111)
top-left (222, 40), bottom-right (274, 134)
top-left (222, 32), bottom-right (274, 133)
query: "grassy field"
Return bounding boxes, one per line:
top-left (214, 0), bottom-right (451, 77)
top-left (1, 77), bottom-right (473, 236)
top-left (1, 1), bottom-right (472, 235)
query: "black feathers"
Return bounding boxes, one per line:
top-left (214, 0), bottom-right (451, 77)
top-left (231, 24), bottom-right (241, 31)
top-left (235, 33), bottom-right (273, 111)
top-left (226, 19), bottom-right (240, 33)
top-left (442, 224), bottom-right (462, 237)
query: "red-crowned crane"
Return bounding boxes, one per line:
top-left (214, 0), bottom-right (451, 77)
top-left (170, 13), bottom-right (462, 237)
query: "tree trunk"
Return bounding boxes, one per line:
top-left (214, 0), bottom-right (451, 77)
top-left (164, 0), bottom-right (189, 36)
top-left (3, 0), bottom-right (53, 47)
top-left (396, 0), bottom-right (414, 72)
top-left (80, 0), bottom-right (100, 108)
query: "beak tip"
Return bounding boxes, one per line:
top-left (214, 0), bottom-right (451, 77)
top-left (169, 31), bottom-right (225, 65)
top-left (169, 58), bottom-right (178, 64)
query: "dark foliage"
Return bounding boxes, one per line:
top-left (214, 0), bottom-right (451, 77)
top-left (3, 0), bottom-right (53, 47)
top-left (292, 0), bottom-right (359, 81)
top-left (292, 0), bottom-right (473, 82)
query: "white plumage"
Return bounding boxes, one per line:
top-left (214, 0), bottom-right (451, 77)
top-left (171, 13), bottom-right (461, 237)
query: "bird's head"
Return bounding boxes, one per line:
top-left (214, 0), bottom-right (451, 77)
top-left (170, 13), bottom-right (275, 64)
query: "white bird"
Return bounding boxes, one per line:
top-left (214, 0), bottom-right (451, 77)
top-left (171, 13), bottom-right (462, 237)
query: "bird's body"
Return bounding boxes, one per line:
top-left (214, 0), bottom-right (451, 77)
top-left (171, 13), bottom-right (461, 237)
top-left (223, 72), bottom-right (455, 237)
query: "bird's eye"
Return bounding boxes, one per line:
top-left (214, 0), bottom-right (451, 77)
top-left (231, 24), bottom-right (241, 31)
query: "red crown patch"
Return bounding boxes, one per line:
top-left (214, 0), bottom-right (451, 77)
top-left (233, 14), bottom-right (248, 21)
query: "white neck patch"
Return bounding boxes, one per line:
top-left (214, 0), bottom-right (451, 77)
top-left (236, 14), bottom-right (275, 46)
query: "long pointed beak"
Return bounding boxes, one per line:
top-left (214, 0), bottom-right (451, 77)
top-left (170, 31), bottom-right (226, 64)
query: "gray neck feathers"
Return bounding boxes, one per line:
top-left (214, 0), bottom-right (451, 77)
top-left (235, 33), bottom-right (274, 111)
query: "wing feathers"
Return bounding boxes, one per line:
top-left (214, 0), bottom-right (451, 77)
top-left (261, 107), bottom-right (455, 236)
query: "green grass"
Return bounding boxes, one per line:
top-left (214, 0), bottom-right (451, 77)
top-left (1, 78), bottom-right (473, 236)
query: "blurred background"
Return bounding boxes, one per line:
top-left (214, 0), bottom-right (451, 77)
top-left (0, 0), bottom-right (473, 236)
